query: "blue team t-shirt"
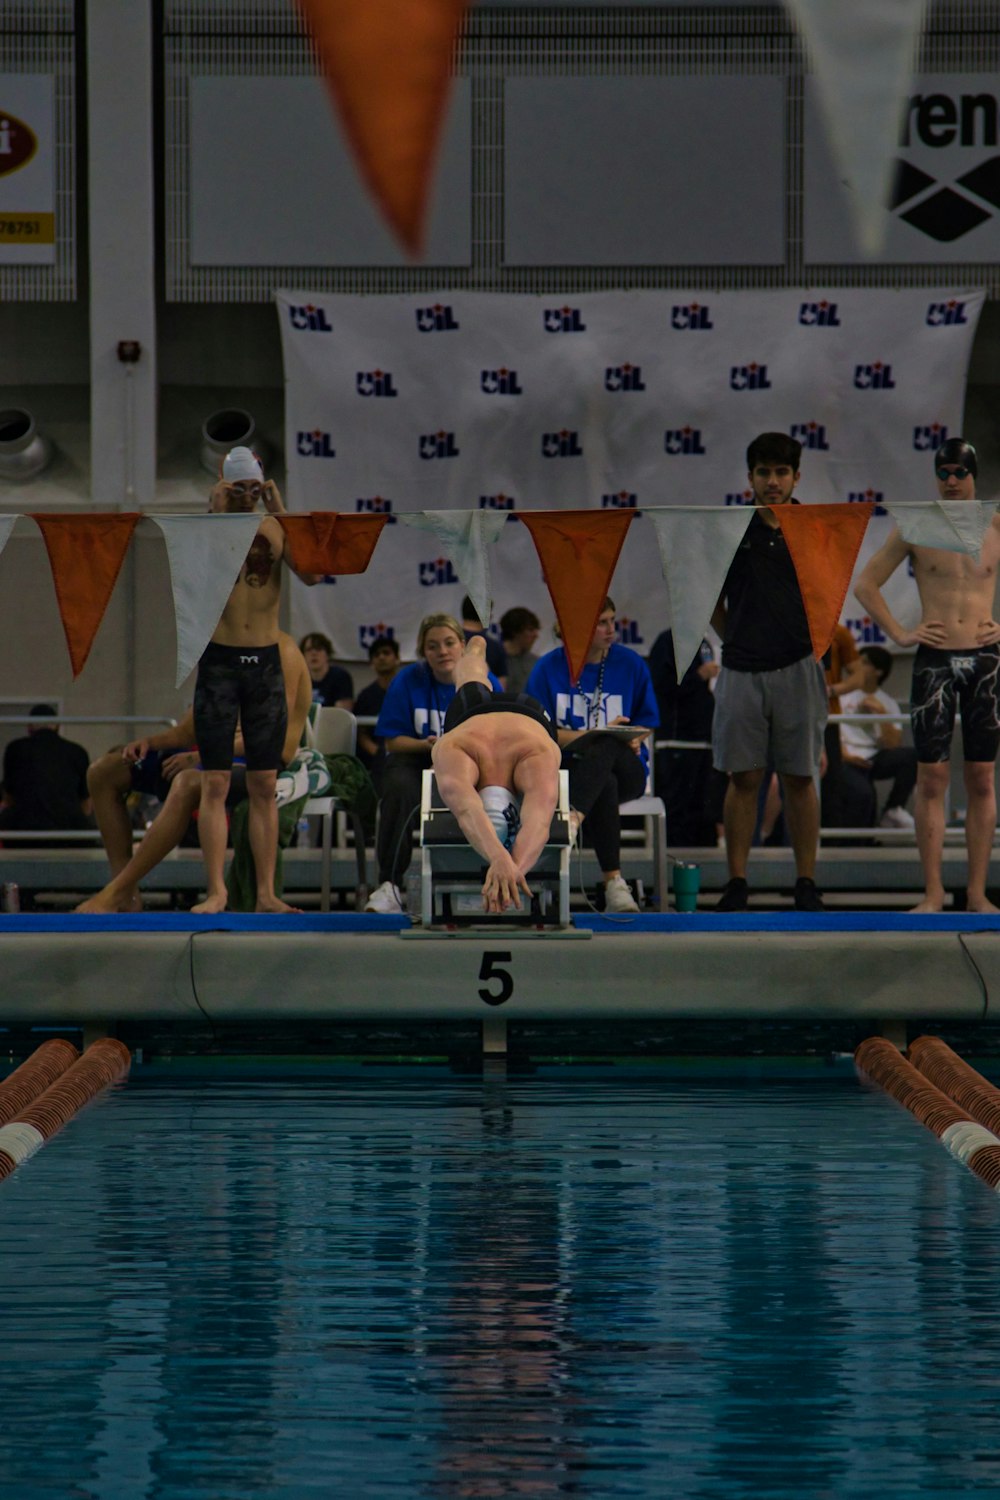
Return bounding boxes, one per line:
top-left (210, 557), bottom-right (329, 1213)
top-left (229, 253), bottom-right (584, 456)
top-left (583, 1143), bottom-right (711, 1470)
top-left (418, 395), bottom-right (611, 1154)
top-left (375, 661), bottom-right (503, 742)
top-left (525, 644), bottom-right (659, 768)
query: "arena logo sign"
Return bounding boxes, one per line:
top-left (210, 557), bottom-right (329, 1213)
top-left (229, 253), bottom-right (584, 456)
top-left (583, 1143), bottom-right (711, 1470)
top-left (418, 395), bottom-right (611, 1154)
top-left (479, 493), bottom-right (516, 510)
top-left (601, 491), bottom-right (638, 509)
top-left (0, 111), bottom-right (37, 176)
top-left (288, 303), bottom-right (331, 332)
top-left (889, 85), bottom-right (1000, 242)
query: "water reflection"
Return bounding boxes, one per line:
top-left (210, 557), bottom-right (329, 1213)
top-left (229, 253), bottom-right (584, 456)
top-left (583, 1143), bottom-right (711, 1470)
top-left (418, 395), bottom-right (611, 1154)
top-left (0, 1069), bottom-right (999, 1498)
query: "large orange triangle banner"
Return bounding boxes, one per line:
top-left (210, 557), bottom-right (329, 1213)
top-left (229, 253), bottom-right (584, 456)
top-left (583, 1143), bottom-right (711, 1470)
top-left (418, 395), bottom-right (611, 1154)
top-left (773, 503), bottom-right (875, 661)
top-left (292, 0), bottom-right (469, 256)
top-left (518, 510), bottom-right (635, 682)
top-left (277, 512), bottom-right (388, 575)
top-left (32, 514), bottom-right (140, 677)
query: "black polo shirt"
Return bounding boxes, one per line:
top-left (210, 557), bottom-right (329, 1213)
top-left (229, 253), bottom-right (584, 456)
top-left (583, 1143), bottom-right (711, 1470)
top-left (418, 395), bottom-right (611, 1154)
top-left (720, 505), bottom-right (812, 673)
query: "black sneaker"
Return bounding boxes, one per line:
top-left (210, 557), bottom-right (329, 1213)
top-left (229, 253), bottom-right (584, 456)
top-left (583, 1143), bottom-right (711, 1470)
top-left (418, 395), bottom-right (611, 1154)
top-left (715, 877), bottom-right (749, 913)
top-left (794, 877), bottom-right (826, 912)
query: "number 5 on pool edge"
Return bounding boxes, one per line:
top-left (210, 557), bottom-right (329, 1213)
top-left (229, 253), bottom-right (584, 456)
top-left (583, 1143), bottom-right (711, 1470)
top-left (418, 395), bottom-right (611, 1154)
top-left (478, 951), bottom-right (513, 1006)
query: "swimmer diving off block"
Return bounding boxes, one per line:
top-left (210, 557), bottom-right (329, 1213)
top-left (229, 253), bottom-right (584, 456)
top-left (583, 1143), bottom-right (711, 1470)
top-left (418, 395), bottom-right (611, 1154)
top-left (432, 637), bottom-right (563, 914)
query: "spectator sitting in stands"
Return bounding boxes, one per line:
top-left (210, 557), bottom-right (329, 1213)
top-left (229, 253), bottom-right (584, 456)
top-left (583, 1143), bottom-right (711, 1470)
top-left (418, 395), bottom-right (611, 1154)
top-left (0, 704), bottom-right (92, 845)
top-left (837, 645), bottom-right (917, 832)
top-left (526, 597), bottom-right (658, 914)
top-left (86, 713), bottom-right (202, 890)
top-left (354, 635), bottom-right (401, 793)
top-left (365, 614), bottom-right (502, 913)
top-left (300, 631), bottom-right (354, 707)
top-left (461, 595), bottom-right (508, 685)
top-left (76, 634), bottom-right (312, 913)
top-left (500, 606), bottom-right (541, 695)
top-left (648, 629), bottom-right (725, 846)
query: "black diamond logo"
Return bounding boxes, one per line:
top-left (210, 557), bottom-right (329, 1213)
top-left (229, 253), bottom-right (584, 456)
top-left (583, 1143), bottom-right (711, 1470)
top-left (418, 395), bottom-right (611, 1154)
top-left (886, 153), bottom-right (1000, 241)
top-left (899, 188), bottom-right (991, 242)
top-left (956, 157), bottom-right (1000, 211)
top-left (889, 159), bottom-right (936, 209)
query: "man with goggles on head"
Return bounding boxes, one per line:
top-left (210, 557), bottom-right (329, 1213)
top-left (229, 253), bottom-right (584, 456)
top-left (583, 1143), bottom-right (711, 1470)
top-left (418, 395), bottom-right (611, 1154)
top-left (855, 438), bottom-right (1000, 913)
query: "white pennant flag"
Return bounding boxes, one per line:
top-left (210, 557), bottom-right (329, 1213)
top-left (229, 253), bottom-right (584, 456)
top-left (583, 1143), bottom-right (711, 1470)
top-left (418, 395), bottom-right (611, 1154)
top-left (0, 515), bottom-right (18, 562)
top-left (646, 507), bottom-right (756, 681)
top-left (884, 499), bottom-right (993, 558)
top-left (786, 0), bottom-right (928, 257)
top-left (151, 514), bottom-right (262, 686)
top-left (399, 509), bottom-right (509, 628)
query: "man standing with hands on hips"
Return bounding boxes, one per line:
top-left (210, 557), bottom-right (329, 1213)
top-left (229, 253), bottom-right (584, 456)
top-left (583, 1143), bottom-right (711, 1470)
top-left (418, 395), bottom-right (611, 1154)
top-left (854, 438), bottom-right (1000, 913)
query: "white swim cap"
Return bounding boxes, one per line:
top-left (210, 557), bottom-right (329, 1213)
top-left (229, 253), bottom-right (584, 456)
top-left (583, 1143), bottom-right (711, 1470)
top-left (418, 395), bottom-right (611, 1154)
top-left (480, 785), bottom-right (520, 849)
top-left (222, 446), bottom-right (264, 482)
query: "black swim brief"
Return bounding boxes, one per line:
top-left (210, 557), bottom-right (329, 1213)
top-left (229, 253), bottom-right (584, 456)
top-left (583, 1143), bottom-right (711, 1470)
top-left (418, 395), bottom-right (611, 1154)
top-left (443, 682), bottom-right (558, 741)
top-left (910, 644), bottom-right (1000, 764)
top-left (193, 641), bottom-right (287, 772)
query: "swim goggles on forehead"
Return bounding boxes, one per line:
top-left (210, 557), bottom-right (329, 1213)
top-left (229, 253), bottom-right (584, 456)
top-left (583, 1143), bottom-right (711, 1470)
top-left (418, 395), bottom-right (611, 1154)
top-left (936, 465), bottom-right (972, 480)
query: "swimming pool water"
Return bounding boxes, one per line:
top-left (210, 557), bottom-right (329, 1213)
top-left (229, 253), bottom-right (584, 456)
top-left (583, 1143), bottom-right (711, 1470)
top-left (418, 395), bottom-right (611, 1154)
top-left (2, 1064), bottom-right (1000, 1499)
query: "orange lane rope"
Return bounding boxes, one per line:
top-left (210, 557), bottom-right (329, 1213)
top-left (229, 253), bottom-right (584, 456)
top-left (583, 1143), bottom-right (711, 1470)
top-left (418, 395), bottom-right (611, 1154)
top-left (0, 1038), bottom-right (131, 1182)
top-left (855, 1036), bottom-right (1000, 1192)
top-left (0, 1037), bottom-right (80, 1127)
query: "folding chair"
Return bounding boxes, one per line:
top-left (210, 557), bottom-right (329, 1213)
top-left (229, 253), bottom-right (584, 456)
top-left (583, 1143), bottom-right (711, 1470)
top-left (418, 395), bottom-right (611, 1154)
top-left (619, 751), bottom-right (668, 911)
top-left (419, 768), bottom-right (572, 925)
top-left (302, 705), bottom-right (369, 910)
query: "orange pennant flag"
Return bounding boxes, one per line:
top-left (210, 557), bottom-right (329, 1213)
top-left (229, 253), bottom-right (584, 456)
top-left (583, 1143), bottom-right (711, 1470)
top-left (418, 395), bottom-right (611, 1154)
top-left (32, 514), bottom-right (140, 678)
top-left (293, 0), bottom-right (469, 257)
top-left (277, 513), bottom-right (388, 574)
top-left (519, 510), bottom-right (634, 681)
top-left (772, 503), bottom-right (875, 660)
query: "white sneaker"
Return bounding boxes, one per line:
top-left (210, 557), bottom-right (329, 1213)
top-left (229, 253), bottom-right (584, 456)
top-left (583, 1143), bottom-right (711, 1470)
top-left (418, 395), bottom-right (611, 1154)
top-left (365, 880), bottom-right (405, 914)
top-left (604, 874), bottom-right (640, 914)
top-left (880, 806), bottom-right (915, 831)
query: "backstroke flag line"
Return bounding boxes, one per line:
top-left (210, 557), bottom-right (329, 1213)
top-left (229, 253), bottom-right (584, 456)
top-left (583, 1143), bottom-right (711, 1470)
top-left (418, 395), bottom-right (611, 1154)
top-left (276, 513), bottom-right (388, 575)
top-left (773, 502), bottom-right (875, 660)
top-left (646, 507), bottom-right (756, 681)
top-left (785, 0), bottom-right (928, 257)
top-left (885, 498), bottom-right (996, 560)
top-left (519, 510), bottom-right (634, 681)
top-left (399, 509), bottom-right (509, 629)
top-left (292, 0), bottom-right (469, 256)
top-left (278, 287), bottom-right (983, 661)
top-left (32, 514), bottom-right (140, 678)
top-left (152, 514), bottom-right (262, 687)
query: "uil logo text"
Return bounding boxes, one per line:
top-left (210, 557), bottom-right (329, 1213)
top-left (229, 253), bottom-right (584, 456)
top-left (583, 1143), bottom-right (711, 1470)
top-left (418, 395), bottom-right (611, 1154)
top-left (542, 431), bottom-right (583, 458)
top-left (671, 303), bottom-right (713, 330)
top-left (544, 307), bottom-right (586, 332)
top-left (356, 370), bottom-right (398, 397)
top-left (289, 304), bottom-right (332, 332)
top-left (605, 365), bottom-right (646, 392)
top-left (481, 369), bottom-right (523, 395)
top-left (730, 363), bottom-right (772, 391)
top-left (664, 427), bottom-right (706, 455)
top-left (416, 304), bottom-right (459, 332)
top-left (420, 432), bottom-right (459, 460)
top-left (799, 301), bottom-right (840, 326)
top-left (297, 431), bottom-right (336, 458)
top-left (419, 558), bottom-right (460, 586)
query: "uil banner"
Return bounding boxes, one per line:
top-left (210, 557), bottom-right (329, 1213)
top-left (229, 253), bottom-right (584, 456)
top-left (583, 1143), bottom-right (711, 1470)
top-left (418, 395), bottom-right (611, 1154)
top-left (277, 287), bottom-right (984, 662)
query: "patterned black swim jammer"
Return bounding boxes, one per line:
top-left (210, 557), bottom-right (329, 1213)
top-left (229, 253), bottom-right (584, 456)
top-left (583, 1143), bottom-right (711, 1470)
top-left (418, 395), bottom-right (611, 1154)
top-left (193, 641), bottom-right (287, 772)
top-left (443, 682), bottom-right (559, 742)
top-left (910, 644), bottom-right (1000, 764)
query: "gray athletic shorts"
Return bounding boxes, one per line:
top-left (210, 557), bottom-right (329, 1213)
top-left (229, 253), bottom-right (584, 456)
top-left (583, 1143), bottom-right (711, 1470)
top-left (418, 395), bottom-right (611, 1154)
top-left (712, 656), bottom-right (828, 777)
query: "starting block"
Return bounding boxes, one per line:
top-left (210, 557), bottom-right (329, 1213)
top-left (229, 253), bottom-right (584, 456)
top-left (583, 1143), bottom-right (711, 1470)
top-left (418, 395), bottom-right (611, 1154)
top-left (419, 769), bottom-right (572, 926)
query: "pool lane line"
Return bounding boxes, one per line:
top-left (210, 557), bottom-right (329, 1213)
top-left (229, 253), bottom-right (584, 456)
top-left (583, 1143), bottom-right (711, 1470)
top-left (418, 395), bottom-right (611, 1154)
top-left (0, 1037), bottom-right (80, 1126)
top-left (855, 1037), bottom-right (1000, 1191)
top-left (906, 1036), bottom-right (1000, 1186)
top-left (0, 1038), bottom-right (131, 1183)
